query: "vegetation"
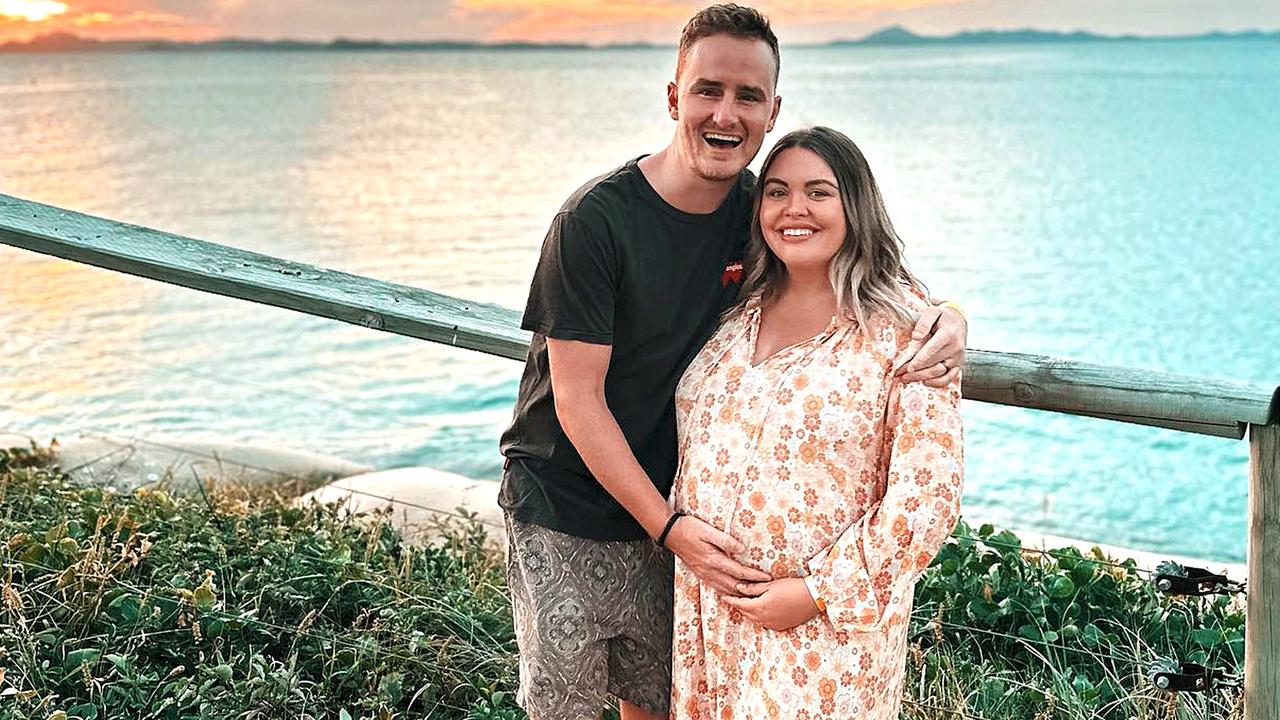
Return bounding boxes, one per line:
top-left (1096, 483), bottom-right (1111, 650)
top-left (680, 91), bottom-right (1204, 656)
top-left (0, 443), bottom-right (1245, 719)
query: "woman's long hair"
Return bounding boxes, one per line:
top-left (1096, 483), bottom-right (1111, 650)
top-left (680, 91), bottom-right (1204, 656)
top-left (732, 126), bottom-right (925, 330)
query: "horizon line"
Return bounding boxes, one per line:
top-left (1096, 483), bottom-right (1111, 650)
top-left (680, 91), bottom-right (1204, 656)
top-left (3, 25), bottom-right (1278, 50)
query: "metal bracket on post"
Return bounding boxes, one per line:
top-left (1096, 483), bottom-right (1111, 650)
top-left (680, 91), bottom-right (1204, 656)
top-left (1153, 561), bottom-right (1246, 597)
top-left (1150, 659), bottom-right (1242, 693)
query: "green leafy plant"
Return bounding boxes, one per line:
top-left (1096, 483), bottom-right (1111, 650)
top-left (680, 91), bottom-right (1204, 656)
top-left (0, 446), bottom-right (1246, 719)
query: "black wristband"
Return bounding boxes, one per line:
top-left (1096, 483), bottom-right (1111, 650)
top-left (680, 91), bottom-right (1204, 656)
top-left (657, 511), bottom-right (685, 548)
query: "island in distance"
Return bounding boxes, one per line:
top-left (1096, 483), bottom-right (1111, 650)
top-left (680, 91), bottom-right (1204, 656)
top-left (2, 26), bottom-right (1276, 53)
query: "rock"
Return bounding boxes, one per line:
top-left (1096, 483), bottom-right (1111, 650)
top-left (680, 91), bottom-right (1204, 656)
top-left (297, 467), bottom-right (505, 550)
top-left (18, 433), bottom-right (371, 494)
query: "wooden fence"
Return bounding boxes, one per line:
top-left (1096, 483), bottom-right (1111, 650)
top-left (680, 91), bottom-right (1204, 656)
top-left (2, 192), bottom-right (1277, 719)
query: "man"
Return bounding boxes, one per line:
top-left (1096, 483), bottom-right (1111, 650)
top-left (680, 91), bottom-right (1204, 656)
top-left (498, 5), bottom-right (967, 719)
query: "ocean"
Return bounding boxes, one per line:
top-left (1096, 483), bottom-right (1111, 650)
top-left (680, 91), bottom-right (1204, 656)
top-left (1, 41), bottom-right (1277, 561)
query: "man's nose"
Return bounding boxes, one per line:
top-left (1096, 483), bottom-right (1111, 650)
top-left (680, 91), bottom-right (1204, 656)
top-left (711, 96), bottom-right (735, 128)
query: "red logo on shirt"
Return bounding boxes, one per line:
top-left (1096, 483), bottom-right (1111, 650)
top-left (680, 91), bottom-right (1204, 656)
top-left (721, 261), bottom-right (744, 287)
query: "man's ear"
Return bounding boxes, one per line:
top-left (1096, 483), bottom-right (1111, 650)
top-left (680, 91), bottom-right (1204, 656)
top-left (767, 95), bottom-right (782, 133)
top-left (667, 81), bottom-right (679, 120)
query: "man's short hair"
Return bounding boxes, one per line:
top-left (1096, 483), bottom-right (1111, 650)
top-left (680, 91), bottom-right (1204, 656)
top-left (676, 4), bottom-right (780, 84)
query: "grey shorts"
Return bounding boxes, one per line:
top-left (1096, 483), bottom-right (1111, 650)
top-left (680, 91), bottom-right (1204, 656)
top-left (505, 515), bottom-right (674, 720)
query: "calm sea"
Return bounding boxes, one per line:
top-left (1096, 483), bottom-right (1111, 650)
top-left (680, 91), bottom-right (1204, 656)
top-left (1, 42), bottom-right (1277, 561)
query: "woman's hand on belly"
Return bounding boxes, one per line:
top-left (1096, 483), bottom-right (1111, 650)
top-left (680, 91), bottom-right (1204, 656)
top-left (721, 578), bottom-right (821, 631)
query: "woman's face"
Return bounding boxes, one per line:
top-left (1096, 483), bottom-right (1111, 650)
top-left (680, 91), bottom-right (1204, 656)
top-left (758, 146), bottom-right (847, 277)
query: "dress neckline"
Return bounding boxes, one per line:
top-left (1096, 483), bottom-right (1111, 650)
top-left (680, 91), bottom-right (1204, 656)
top-left (745, 304), bottom-right (843, 370)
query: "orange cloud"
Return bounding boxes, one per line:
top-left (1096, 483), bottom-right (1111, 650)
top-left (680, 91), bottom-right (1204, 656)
top-left (452, 0), bottom-right (688, 42)
top-left (451, 0), bottom-right (968, 42)
top-left (69, 9), bottom-right (190, 27)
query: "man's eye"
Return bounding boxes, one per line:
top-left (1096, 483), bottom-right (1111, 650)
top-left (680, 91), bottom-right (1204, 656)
top-left (698, 88), bottom-right (719, 96)
top-left (737, 94), bottom-right (760, 102)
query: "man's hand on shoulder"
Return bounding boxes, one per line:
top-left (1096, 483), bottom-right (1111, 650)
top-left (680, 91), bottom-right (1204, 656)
top-left (664, 514), bottom-right (771, 596)
top-left (896, 303), bottom-right (967, 388)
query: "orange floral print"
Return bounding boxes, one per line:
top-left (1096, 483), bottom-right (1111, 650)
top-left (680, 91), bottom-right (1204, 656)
top-left (670, 296), bottom-right (963, 720)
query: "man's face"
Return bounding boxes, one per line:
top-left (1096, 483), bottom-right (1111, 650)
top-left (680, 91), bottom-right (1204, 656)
top-left (668, 34), bottom-right (781, 183)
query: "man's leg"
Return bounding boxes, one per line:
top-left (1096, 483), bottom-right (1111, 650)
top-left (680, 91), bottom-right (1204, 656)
top-left (506, 516), bottom-right (614, 720)
top-left (608, 538), bottom-right (675, 720)
top-left (619, 699), bottom-right (667, 720)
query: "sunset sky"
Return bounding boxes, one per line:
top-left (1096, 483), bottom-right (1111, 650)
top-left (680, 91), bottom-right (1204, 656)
top-left (1, 0), bottom-right (1277, 45)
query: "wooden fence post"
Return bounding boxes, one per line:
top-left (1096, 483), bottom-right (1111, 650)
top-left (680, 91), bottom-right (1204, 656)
top-left (1247, 422), bottom-right (1279, 720)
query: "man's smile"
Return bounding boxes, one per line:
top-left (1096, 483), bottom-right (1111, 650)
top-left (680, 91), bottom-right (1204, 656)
top-left (703, 131), bottom-right (744, 149)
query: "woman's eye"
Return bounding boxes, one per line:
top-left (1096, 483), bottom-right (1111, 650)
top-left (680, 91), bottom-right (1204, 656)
top-left (809, 190), bottom-right (830, 199)
top-left (766, 189), bottom-right (786, 198)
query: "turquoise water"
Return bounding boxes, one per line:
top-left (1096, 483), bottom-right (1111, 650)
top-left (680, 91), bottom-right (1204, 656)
top-left (1, 42), bottom-right (1277, 561)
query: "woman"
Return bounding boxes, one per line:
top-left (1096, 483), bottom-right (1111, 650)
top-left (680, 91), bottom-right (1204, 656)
top-left (668, 126), bottom-right (963, 720)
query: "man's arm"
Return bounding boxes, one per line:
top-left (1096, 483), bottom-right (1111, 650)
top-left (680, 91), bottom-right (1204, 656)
top-left (896, 303), bottom-right (967, 387)
top-left (547, 338), bottom-right (770, 595)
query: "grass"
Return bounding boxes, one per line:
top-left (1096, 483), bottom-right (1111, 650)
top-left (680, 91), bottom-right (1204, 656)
top-left (0, 442), bottom-right (1247, 719)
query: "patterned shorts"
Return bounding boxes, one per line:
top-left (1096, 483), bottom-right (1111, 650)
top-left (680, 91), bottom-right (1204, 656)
top-left (505, 515), bottom-right (674, 720)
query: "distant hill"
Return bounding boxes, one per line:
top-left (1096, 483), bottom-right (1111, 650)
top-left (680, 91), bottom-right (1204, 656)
top-left (838, 25), bottom-right (1279, 46)
top-left (0, 32), bottom-right (589, 53)
top-left (2, 28), bottom-right (1277, 53)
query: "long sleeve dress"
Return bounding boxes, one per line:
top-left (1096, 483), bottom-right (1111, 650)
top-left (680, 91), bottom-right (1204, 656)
top-left (669, 296), bottom-right (963, 720)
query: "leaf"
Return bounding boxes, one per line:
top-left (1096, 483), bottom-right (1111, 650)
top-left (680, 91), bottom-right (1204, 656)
top-left (1192, 628), bottom-right (1222, 649)
top-left (105, 594), bottom-right (141, 624)
top-left (1048, 575), bottom-right (1077, 599)
top-left (193, 584), bottom-right (216, 611)
top-left (64, 648), bottom-right (100, 672)
top-left (1080, 624), bottom-right (1105, 647)
top-left (339, 711), bottom-right (353, 720)
top-left (104, 653), bottom-right (132, 674)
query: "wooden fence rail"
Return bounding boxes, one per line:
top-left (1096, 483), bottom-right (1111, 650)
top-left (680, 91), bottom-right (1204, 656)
top-left (1, 191), bottom-right (1277, 719)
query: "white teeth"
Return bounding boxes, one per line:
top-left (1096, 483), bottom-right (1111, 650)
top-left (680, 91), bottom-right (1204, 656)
top-left (704, 132), bottom-right (742, 142)
top-left (782, 229), bottom-right (814, 237)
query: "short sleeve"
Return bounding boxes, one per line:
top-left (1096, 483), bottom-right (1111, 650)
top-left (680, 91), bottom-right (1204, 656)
top-left (521, 210), bottom-right (618, 344)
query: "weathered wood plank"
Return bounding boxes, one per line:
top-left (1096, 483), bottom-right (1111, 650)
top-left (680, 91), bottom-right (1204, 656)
top-left (963, 349), bottom-right (1277, 435)
top-left (1246, 422), bottom-right (1280, 720)
top-left (2, 192), bottom-right (1278, 436)
top-left (0, 193), bottom-right (532, 361)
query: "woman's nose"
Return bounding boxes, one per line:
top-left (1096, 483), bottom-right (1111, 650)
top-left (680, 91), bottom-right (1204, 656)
top-left (785, 194), bottom-right (808, 215)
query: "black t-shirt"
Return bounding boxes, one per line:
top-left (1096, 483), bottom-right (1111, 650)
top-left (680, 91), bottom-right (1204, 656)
top-left (498, 157), bottom-right (754, 540)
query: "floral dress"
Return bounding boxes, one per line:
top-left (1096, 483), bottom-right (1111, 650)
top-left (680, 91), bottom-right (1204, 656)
top-left (669, 296), bottom-right (963, 720)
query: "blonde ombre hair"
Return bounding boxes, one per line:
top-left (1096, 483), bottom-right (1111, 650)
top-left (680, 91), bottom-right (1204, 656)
top-left (732, 126), bottom-right (925, 331)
